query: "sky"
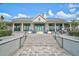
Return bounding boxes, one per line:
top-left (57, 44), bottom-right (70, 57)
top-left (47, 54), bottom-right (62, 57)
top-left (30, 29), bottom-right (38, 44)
top-left (0, 3), bottom-right (79, 21)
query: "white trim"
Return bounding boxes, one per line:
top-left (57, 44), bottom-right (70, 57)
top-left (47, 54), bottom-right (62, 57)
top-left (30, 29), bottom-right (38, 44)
top-left (32, 15), bottom-right (46, 23)
top-left (12, 23), bottom-right (14, 32)
top-left (21, 23), bottom-right (23, 32)
top-left (54, 23), bottom-right (56, 32)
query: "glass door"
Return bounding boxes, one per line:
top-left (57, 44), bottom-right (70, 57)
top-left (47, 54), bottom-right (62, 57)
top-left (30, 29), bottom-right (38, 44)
top-left (35, 24), bottom-right (45, 32)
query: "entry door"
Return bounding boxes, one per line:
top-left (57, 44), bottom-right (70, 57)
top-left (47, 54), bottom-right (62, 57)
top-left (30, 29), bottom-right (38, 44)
top-left (35, 24), bottom-right (44, 32)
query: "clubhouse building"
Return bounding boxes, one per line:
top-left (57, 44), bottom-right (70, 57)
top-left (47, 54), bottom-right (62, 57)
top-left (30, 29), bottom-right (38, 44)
top-left (12, 15), bottom-right (65, 33)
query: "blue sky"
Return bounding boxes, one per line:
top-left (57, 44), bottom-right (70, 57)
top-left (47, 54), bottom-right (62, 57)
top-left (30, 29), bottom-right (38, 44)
top-left (0, 3), bottom-right (79, 21)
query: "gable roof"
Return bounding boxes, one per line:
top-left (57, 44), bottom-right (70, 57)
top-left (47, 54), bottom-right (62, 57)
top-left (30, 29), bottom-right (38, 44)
top-left (32, 15), bottom-right (47, 23)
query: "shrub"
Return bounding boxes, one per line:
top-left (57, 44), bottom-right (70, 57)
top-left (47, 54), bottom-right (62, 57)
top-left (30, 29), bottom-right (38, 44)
top-left (68, 30), bottom-right (79, 37)
top-left (0, 30), bottom-right (12, 37)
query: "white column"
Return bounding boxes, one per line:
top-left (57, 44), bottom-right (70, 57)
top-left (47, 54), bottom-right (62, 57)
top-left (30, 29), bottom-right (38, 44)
top-left (12, 23), bottom-right (14, 32)
top-left (45, 23), bottom-right (49, 31)
top-left (54, 23), bottom-right (56, 32)
top-left (30, 23), bottom-right (34, 31)
top-left (69, 23), bottom-right (72, 30)
top-left (21, 23), bottom-right (23, 32)
top-left (62, 23), bottom-right (65, 30)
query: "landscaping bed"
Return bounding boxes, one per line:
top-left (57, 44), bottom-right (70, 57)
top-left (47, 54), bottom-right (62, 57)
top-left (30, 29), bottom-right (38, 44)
top-left (68, 30), bottom-right (79, 37)
top-left (0, 30), bottom-right (12, 37)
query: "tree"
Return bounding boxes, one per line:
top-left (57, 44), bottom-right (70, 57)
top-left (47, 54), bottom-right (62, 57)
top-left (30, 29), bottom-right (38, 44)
top-left (70, 19), bottom-right (79, 30)
top-left (0, 15), bottom-right (6, 29)
top-left (0, 21), bottom-right (6, 29)
top-left (6, 22), bottom-right (12, 26)
top-left (64, 22), bottom-right (70, 27)
top-left (0, 15), bottom-right (4, 21)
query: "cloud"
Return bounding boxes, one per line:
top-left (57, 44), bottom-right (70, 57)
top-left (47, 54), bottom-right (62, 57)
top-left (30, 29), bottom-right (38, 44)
top-left (43, 9), bottom-right (54, 18)
top-left (74, 11), bottom-right (79, 20)
top-left (55, 11), bottom-right (75, 19)
top-left (76, 17), bottom-right (79, 20)
top-left (68, 4), bottom-right (79, 13)
top-left (69, 8), bottom-right (76, 13)
top-left (0, 13), bottom-right (12, 18)
top-left (43, 13), bottom-right (47, 18)
top-left (48, 10), bottom-right (54, 16)
top-left (69, 4), bottom-right (75, 9)
top-left (13, 13), bottom-right (30, 19)
top-left (68, 4), bottom-right (79, 9)
top-left (40, 10), bottom-right (54, 18)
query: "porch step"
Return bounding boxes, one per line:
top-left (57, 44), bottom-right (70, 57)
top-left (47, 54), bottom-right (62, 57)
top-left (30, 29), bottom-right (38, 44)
top-left (36, 31), bottom-right (43, 34)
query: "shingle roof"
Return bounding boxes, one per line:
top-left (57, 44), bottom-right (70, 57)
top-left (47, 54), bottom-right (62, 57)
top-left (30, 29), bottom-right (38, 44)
top-left (12, 18), bottom-right (32, 23)
top-left (46, 18), bottom-right (65, 23)
top-left (12, 17), bottom-right (65, 23)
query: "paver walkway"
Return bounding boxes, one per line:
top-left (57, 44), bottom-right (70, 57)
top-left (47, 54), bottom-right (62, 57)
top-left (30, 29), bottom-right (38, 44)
top-left (14, 33), bottom-right (70, 56)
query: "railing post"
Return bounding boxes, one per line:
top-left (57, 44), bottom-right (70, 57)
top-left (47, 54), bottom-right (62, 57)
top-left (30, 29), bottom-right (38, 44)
top-left (55, 32), bottom-right (56, 40)
top-left (61, 37), bottom-right (63, 48)
top-left (19, 32), bottom-right (27, 49)
top-left (19, 37), bottom-right (22, 49)
top-left (25, 31), bottom-right (27, 40)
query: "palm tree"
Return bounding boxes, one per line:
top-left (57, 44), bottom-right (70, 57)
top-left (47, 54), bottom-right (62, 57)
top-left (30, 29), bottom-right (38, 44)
top-left (0, 15), bottom-right (4, 21)
top-left (0, 15), bottom-right (6, 29)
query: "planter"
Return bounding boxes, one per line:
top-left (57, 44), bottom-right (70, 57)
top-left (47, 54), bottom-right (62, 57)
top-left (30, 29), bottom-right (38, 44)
top-left (68, 30), bottom-right (79, 37)
top-left (0, 30), bottom-right (12, 37)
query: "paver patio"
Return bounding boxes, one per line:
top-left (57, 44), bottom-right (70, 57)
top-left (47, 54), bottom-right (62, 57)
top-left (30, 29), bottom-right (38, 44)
top-left (14, 33), bottom-right (71, 56)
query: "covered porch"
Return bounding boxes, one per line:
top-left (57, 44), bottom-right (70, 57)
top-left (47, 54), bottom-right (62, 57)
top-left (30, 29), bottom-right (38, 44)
top-left (12, 23), bottom-right (65, 33)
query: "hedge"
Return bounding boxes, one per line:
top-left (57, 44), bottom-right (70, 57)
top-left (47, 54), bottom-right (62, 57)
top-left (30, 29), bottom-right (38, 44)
top-left (0, 30), bottom-right (12, 37)
top-left (68, 30), bottom-right (79, 37)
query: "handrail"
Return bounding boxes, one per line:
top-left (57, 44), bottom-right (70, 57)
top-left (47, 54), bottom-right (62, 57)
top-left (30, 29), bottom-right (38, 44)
top-left (0, 37), bottom-right (21, 45)
top-left (0, 32), bottom-right (26, 46)
top-left (55, 33), bottom-right (79, 43)
top-left (54, 32), bottom-right (79, 49)
top-left (54, 32), bottom-right (79, 56)
top-left (19, 32), bottom-right (27, 48)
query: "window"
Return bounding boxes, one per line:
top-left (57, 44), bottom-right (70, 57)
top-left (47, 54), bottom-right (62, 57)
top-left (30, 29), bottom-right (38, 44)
top-left (14, 24), bottom-right (21, 31)
top-left (49, 24), bottom-right (54, 31)
top-left (24, 24), bottom-right (30, 31)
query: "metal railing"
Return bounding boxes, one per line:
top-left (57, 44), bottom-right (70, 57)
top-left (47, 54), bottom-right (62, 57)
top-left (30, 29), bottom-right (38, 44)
top-left (0, 32), bottom-right (27, 55)
top-left (54, 32), bottom-right (79, 56)
top-left (19, 32), bottom-right (27, 48)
